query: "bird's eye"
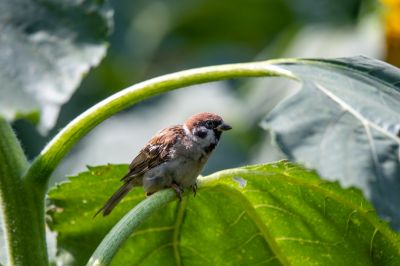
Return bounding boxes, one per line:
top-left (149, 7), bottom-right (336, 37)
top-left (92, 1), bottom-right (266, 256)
top-left (205, 121), bottom-right (213, 128)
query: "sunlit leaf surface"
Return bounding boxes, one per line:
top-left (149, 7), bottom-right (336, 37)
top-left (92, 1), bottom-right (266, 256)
top-left (48, 162), bottom-right (400, 265)
top-left (0, 0), bottom-right (112, 133)
top-left (265, 56), bottom-right (400, 230)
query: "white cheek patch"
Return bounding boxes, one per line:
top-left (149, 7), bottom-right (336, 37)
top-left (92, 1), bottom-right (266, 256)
top-left (202, 127), bottom-right (216, 143)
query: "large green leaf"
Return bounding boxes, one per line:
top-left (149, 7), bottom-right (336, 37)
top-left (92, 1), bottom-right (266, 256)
top-left (47, 162), bottom-right (400, 265)
top-left (0, 0), bottom-right (112, 133)
top-left (264, 56), bottom-right (400, 230)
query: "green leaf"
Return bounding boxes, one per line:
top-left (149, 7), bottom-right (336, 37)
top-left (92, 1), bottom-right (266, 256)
top-left (47, 162), bottom-right (400, 265)
top-left (0, 0), bottom-right (112, 133)
top-left (264, 56), bottom-right (400, 230)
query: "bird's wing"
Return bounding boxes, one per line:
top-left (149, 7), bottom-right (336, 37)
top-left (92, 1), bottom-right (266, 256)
top-left (120, 125), bottom-right (183, 182)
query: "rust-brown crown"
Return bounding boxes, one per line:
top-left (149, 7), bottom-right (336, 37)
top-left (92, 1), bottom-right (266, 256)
top-left (184, 112), bottom-right (223, 130)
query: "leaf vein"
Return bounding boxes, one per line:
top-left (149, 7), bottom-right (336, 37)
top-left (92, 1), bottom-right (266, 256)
top-left (314, 82), bottom-right (400, 144)
top-left (172, 197), bottom-right (188, 266)
top-left (219, 187), bottom-right (290, 266)
top-left (254, 204), bottom-right (296, 217)
top-left (275, 237), bottom-right (340, 246)
top-left (370, 228), bottom-right (379, 260)
top-left (131, 226), bottom-right (174, 237)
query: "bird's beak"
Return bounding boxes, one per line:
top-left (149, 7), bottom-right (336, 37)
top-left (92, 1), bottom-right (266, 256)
top-left (217, 122), bottom-right (232, 131)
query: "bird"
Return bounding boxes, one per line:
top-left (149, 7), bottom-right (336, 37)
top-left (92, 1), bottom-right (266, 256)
top-left (95, 112), bottom-right (232, 216)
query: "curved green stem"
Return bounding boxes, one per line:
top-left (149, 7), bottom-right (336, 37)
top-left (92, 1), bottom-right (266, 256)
top-left (87, 189), bottom-right (177, 266)
top-left (24, 61), bottom-right (295, 188)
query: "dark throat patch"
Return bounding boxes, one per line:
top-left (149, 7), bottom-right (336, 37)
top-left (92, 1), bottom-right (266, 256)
top-left (204, 142), bottom-right (217, 153)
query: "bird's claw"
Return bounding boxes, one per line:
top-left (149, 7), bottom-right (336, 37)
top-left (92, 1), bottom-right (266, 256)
top-left (171, 183), bottom-right (184, 201)
top-left (191, 182), bottom-right (198, 197)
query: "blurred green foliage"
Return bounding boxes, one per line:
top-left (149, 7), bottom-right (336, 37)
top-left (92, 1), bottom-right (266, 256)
top-left (11, 0), bottom-right (371, 171)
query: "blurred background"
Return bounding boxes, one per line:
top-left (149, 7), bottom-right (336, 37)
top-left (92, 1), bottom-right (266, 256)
top-left (10, 0), bottom-right (398, 185)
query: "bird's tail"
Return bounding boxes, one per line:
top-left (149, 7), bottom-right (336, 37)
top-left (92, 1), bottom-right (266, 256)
top-left (94, 182), bottom-right (134, 217)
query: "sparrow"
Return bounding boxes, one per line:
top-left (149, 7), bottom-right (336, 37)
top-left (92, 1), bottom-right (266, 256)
top-left (95, 112), bottom-right (232, 216)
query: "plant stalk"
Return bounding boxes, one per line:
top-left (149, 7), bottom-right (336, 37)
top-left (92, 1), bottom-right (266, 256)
top-left (87, 189), bottom-right (177, 266)
top-left (0, 118), bottom-right (48, 265)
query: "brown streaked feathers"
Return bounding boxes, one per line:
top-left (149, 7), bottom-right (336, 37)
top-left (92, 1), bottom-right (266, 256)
top-left (94, 126), bottom-right (184, 217)
top-left (121, 125), bottom-right (184, 182)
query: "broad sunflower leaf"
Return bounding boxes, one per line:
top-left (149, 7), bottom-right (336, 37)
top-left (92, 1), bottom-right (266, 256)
top-left (264, 56), bottom-right (400, 230)
top-left (47, 162), bottom-right (400, 265)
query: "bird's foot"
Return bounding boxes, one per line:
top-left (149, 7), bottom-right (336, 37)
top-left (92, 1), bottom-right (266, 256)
top-left (191, 182), bottom-right (198, 197)
top-left (171, 182), bottom-right (184, 201)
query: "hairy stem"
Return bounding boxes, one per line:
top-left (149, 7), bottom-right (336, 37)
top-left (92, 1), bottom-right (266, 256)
top-left (87, 189), bottom-right (177, 266)
top-left (24, 61), bottom-right (295, 189)
top-left (0, 118), bottom-right (48, 265)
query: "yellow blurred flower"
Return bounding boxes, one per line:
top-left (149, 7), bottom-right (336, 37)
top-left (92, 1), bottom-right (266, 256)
top-left (380, 0), bottom-right (400, 66)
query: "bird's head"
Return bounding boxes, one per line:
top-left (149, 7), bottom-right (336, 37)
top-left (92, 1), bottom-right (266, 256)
top-left (183, 112), bottom-right (232, 148)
